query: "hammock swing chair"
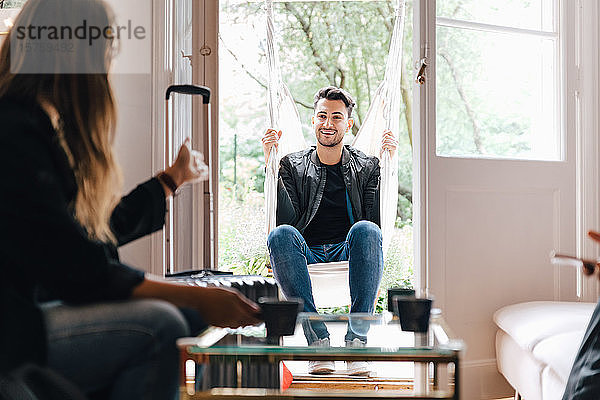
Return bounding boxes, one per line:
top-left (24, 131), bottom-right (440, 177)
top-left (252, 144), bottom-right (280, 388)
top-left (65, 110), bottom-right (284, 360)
top-left (264, 0), bottom-right (406, 308)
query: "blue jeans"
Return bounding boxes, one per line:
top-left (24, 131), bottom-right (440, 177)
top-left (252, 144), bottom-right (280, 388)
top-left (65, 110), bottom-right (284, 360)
top-left (42, 299), bottom-right (194, 400)
top-left (267, 221), bottom-right (384, 344)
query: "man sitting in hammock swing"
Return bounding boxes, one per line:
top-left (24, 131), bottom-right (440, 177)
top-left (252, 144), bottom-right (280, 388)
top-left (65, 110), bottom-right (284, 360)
top-left (262, 86), bottom-right (397, 376)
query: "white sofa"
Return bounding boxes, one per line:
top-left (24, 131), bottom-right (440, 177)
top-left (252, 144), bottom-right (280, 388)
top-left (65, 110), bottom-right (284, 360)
top-left (494, 301), bottom-right (596, 400)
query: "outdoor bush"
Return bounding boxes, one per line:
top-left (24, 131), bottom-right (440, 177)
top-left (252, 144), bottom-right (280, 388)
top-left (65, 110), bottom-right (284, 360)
top-left (219, 179), bottom-right (271, 274)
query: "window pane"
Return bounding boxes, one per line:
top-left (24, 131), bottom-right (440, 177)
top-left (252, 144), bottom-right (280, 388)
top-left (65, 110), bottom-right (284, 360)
top-left (436, 26), bottom-right (559, 160)
top-left (437, 0), bottom-right (555, 32)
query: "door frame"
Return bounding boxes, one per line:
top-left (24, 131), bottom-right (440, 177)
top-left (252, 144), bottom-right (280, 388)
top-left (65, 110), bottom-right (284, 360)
top-left (576, 0), bottom-right (600, 301)
top-left (151, 0), bottom-right (220, 275)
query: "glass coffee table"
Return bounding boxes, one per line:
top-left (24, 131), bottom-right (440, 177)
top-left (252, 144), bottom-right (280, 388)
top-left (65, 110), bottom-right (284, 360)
top-left (177, 310), bottom-right (463, 399)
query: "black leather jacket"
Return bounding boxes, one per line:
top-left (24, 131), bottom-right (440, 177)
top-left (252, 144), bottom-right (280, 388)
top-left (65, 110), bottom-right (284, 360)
top-left (276, 145), bottom-right (381, 233)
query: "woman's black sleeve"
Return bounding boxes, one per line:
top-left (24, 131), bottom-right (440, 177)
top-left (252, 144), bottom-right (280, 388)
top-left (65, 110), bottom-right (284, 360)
top-left (110, 178), bottom-right (166, 247)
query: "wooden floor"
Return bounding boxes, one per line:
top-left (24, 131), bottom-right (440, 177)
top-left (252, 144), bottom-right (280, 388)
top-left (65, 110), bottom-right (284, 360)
top-left (291, 376), bottom-right (513, 399)
top-left (290, 374), bottom-right (412, 391)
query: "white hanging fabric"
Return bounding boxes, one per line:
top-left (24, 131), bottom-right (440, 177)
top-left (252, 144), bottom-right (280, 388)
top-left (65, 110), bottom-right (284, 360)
top-left (351, 0), bottom-right (405, 253)
top-left (263, 0), bottom-right (406, 308)
top-left (264, 0), bottom-right (307, 235)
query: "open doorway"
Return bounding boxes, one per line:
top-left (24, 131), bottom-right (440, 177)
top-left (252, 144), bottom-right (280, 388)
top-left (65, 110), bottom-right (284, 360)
top-left (217, 0), bottom-right (415, 313)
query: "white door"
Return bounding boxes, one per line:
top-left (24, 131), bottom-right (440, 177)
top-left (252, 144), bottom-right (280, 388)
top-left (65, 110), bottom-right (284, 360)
top-left (413, 0), bottom-right (595, 397)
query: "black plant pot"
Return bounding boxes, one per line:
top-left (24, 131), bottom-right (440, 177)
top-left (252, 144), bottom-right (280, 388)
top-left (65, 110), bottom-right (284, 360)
top-left (387, 288), bottom-right (416, 312)
top-left (258, 297), bottom-right (303, 339)
top-left (392, 296), bottom-right (432, 333)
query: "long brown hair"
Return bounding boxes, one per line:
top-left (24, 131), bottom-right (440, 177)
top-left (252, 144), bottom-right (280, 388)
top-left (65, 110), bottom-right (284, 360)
top-left (0, 0), bottom-right (122, 243)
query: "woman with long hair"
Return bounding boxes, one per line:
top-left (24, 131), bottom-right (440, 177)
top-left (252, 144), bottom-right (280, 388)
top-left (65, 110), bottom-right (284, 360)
top-left (0, 0), bottom-right (261, 398)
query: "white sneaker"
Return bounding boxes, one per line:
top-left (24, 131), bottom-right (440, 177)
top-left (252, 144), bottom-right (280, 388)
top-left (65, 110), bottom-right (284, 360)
top-left (345, 338), bottom-right (370, 376)
top-left (308, 338), bottom-right (335, 375)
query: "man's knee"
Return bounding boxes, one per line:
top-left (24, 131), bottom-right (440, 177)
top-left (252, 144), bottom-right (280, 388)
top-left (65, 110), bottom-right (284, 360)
top-left (349, 221), bottom-right (382, 240)
top-left (267, 224), bottom-right (300, 248)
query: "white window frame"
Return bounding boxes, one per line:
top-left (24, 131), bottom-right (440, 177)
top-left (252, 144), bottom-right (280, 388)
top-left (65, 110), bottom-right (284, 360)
top-left (575, 0), bottom-right (600, 300)
top-left (435, 10), bottom-right (561, 161)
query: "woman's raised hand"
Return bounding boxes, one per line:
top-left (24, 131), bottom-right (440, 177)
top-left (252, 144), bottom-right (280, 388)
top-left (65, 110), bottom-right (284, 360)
top-left (262, 128), bottom-right (282, 164)
top-left (163, 138), bottom-right (209, 194)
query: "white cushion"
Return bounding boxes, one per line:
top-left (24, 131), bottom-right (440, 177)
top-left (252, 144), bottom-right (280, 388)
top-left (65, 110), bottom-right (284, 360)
top-left (308, 261), bottom-right (349, 275)
top-left (496, 329), bottom-right (545, 400)
top-left (494, 301), bottom-right (595, 400)
top-left (533, 330), bottom-right (586, 384)
top-left (493, 301), bottom-right (595, 351)
top-left (541, 366), bottom-right (568, 400)
top-left (307, 261), bottom-right (350, 308)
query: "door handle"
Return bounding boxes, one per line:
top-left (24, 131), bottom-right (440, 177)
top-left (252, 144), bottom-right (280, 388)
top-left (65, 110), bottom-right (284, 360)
top-left (415, 58), bottom-right (427, 85)
top-left (180, 50), bottom-right (194, 66)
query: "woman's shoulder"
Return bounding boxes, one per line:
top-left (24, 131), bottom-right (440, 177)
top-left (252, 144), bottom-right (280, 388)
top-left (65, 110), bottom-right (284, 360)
top-left (0, 98), bottom-right (78, 206)
top-left (0, 97), bottom-right (72, 183)
top-left (0, 97), bottom-right (57, 152)
top-left (0, 97), bottom-right (51, 133)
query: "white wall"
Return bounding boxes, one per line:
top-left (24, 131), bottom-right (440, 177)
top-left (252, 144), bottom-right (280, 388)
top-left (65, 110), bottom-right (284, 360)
top-left (107, 0), bottom-right (156, 272)
top-left (112, 73), bottom-right (156, 271)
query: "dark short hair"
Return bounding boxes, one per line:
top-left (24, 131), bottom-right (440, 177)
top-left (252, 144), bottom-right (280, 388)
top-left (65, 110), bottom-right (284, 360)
top-left (313, 86), bottom-right (356, 118)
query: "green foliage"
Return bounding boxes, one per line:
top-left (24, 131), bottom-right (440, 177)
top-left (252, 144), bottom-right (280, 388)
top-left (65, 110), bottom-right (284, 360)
top-left (375, 295), bottom-right (387, 314)
top-left (380, 223), bottom-right (414, 311)
top-left (318, 305), bottom-right (350, 315)
top-left (219, 131), bottom-right (266, 193)
top-left (230, 255), bottom-right (271, 277)
top-left (396, 196), bottom-right (412, 225)
top-left (218, 180), bottom-right (271, 272)
top-left (1, 0), bottom-right (26, 8)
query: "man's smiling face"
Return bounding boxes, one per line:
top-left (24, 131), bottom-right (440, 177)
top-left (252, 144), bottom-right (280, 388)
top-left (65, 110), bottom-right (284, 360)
top-left (312, 98), bottom-right (353, 148)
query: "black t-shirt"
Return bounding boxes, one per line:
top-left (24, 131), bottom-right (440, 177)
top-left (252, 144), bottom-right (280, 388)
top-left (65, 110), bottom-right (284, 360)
top-left (302, 161), bottom-right (351, 245)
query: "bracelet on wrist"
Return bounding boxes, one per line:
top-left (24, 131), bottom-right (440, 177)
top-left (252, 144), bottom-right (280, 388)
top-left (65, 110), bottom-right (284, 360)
top-left (157, 171), bottom-right (179, 195)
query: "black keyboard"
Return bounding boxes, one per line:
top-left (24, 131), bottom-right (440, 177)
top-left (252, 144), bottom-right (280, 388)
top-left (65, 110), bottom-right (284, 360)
top-left (166, 271), bottom-right (279, 303)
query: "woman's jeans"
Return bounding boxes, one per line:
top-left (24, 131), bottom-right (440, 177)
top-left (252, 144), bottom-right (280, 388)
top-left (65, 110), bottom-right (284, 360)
top-left (41, 299), bottom-right (200, 400)
top-left (267, 221), bottom-right (384, 344)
